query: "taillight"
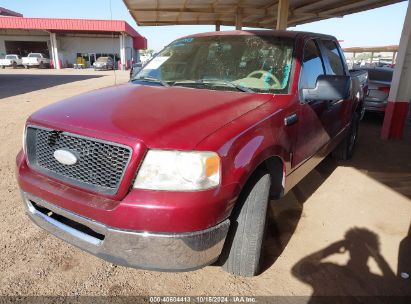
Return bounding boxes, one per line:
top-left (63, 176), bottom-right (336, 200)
top-left (378, 86), bottom-right (390, 93)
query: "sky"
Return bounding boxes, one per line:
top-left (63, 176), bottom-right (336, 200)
top-left (0, 0), bottom-right (408, 51)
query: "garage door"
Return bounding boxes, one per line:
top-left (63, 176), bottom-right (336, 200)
top-left (5, 41), bottom-right (49, 57)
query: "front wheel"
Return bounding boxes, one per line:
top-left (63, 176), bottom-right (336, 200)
top-left (332, 112), bottom-right (360, 161)
top-left (220, 170), bottom-right (271, 276)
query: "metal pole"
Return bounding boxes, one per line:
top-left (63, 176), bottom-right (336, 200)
top-left (120, 33), bottom-right (126, 71)
top-left (381, 0), bottom-right (411, 139)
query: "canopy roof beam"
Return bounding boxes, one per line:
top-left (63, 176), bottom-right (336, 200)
top-left (276, 0), bottom-right (289, 30)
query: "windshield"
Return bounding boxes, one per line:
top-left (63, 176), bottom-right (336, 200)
top-left (28, 54), bottom-right (42, 58)
top-left (97, 57), bottom-right (109, 62)
top-left (133, 35), bottom-right (294, 93)
top-left (5, 55), bottom-right (18, 59)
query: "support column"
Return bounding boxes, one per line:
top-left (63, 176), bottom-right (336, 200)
top-left (216, 22), bottom-right (221, 31)
top-left (235, 9), bottom-right (242, 30)
top-left (276, 0), bottom-right (289, 30)
top-left (381, 1), bottom-right (411, 140)
top-left (119, 33), bottom-right (126, 71)
top-left (49, 32), bottom-right (60, 69)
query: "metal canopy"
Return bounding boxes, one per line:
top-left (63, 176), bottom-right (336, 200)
top-left (0, 7), bottom-right (23, 17)
top-left (344, 45), bottom-right (399, 52)
top-left (123, 0), bottom-right (404, 28)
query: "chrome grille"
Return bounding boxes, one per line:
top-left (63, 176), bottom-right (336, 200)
top-left (26, 126), bottom-right (132, 195)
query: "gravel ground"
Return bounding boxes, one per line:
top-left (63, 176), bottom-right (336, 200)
top-left (0, 68), bottom-right (410, 298)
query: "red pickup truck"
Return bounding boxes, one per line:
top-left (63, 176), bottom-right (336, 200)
top-left (16, 30), bottom-right (366, 277)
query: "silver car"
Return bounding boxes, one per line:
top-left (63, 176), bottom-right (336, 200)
top-left (93, 56), bottom-right (115, 70)
top-left (363, 67), bottom-right (393, 113)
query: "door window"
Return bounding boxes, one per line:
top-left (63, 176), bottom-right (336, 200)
top-left (321, 40), bottom-right (345, 75)
top-left (300, 39), bottom-right (325, 90)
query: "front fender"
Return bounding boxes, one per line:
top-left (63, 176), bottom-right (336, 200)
top-left (196, 100), bottom-right (293, 199)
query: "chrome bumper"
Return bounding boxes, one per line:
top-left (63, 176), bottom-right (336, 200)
top-left (21, 192), bottom-right (230, 271)
top-left (364, 99), bottom-right (387, 112)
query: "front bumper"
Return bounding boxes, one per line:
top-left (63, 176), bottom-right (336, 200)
top-left (94, 65), bottom-right (109, 70)
top-left (21, 191), bottom-right (230, 271)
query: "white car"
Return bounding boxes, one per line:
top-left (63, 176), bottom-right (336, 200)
top-left (0, 54), bottom-right (23, 69)
top-left (22, 53), bottom-right (50, 69)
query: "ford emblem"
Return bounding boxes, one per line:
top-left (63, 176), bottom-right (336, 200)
top-left (53, 149), bottom-right (78, 165)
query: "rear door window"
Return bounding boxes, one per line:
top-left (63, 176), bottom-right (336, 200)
top-left (300, 39), bottom-right (325, 90)
top-left (321, 40), bottom-right (345, 75)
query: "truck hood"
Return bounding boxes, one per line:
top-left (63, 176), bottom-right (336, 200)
top-left (29, 83), bottom-right (272, 149)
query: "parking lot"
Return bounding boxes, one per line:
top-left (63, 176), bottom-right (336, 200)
top-left (0, 69), bottom-right (410, 297)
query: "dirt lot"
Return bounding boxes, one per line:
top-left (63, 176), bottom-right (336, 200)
top-left (0, 69), bottom-right (410, 298)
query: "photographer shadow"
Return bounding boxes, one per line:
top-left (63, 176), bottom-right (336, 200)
top-left (398, 222), bottom-right (411, 295)
top-left (291, 227), bottom-right (405, 302)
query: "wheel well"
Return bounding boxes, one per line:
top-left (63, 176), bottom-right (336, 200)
top-left (230, 156), bottom-right (285, 217)
top-left (258, 156), bottom-right (284, 200)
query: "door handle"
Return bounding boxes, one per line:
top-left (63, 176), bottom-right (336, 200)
top-left (284, 113), bottom-right (298, 126)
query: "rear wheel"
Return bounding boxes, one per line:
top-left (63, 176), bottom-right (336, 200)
top-left (24, 65), bottom-right (29, 69)
top-left (221, 170), bottom-right (271, 277)
top-left (39, 62), bottom-right (44, 69)
top-left (12, 62), bottom-right (17, 69)
top-left (1, 66), bottom-right (4, 69)
top-left (332, 112), bottom-right (360, 160)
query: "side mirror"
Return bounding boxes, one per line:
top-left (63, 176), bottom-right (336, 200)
top-left (302, 75), bottom-right (351, 101)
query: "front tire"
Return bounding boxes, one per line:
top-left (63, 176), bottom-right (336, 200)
top-left (332, 112), bottom-right (360, 160)
top-left (221, 170), bottom-right (271, 276)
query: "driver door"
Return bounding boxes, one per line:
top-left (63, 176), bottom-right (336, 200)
top-left (292, 39), bottom-right (331, 167)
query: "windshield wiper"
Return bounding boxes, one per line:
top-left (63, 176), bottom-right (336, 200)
top-left (172, 79), bottom-right (254, 93)
top-left (133, 76), bottom-right (170, 87)
top-left (205, 79), bottom-right (255, 93)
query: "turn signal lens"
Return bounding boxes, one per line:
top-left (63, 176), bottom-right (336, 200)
top-left (205, 155), bottom-right (220, 177)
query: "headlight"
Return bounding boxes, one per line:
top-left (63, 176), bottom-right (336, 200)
top-left (134, 150), bottom-right (220, 191)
